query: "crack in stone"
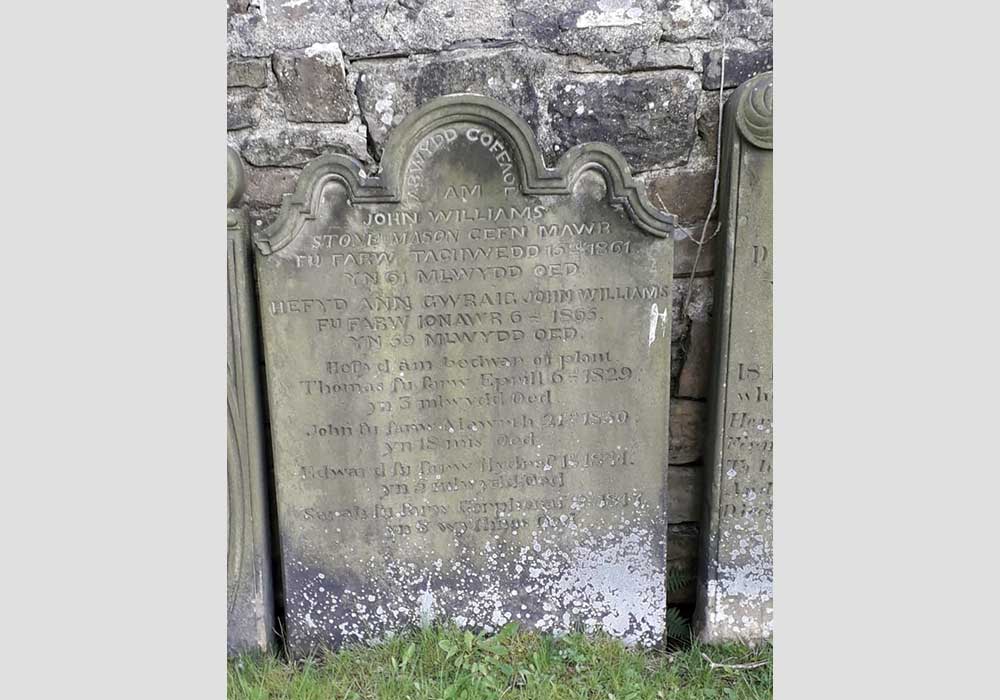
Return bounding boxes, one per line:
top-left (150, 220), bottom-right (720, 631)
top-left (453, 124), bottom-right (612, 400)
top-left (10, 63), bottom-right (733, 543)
top-left (348, 66), bottom-right (382, 166)
top-left (346, 40), bottom-right (699, 78)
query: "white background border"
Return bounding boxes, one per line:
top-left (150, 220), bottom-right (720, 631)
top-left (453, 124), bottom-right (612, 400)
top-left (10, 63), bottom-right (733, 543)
top-left (0, 2), bottom-right (997, 697)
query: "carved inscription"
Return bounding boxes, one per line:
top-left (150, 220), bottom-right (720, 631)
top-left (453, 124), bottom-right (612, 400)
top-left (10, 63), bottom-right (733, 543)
top-left (707, 206), bottom-right (773, 637)
top-left (255, 97), bottom-right (674, 654)
top-left (697, 73), bottom-right (773, 643)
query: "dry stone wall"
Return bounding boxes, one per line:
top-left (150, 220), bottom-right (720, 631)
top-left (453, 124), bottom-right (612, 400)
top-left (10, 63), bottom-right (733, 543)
top-left (227, 0), bottom-right (772, 607)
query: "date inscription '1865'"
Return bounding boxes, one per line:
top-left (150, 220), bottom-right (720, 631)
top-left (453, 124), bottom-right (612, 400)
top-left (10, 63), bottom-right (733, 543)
top-left (254, 95), bottom-right (677, 654)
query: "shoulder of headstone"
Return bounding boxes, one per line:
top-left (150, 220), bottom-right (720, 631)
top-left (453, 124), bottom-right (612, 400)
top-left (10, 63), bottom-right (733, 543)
top-left (726, 72), bottom-right (773, 150)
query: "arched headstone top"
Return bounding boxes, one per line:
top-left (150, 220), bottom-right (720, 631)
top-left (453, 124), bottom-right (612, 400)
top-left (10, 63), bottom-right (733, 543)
top-left (255, 93), bottom-right (677, 254)
top-left (733, 72), bottom-right (773, 150)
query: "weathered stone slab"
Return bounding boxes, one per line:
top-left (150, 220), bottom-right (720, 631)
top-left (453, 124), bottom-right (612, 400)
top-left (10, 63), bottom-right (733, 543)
top-left (228, 90), bottom-right (262, 131)
top-left (253, 94), bottom-right (676, 654)
top-left (668, 399), bottom-right (706, 465)
top-left (646, 168), bottom-right (716, 224)
top-left (719, 9), bottom-right (774, 43)
top-left (227, 0), bottom-right (517, 58)
top-left (511, 0), bottom-right (663, 57)
top-left (678, 318), bottom-right (713, 399)
top-left (695, 72), bottom-right (773, 642)
top-left (227, 147), bottom-right (276, 655)
top-left (566, 45), bottom-right (694, 73)
top-left (243, 166), bottom-right (300, 209)
top-left (235, 122), bottom-right (370, 168)
top-left (227, 0), bottom-right (671, 61)
top-left (357, 53), bottom-right (701, 172)
top-left (671, 228), bottom-right (715, 276)
top-left (667, 466), bottom-right (701, 524)
top-left (660, 0), bottom-right (722, 42)
top-left (702, 48), bottom-right (773, 90)
top-left (273, 45), bottom-right (354, 123)
top-left (549, 72), bottom-right (700, 172)
top-left (355, 48), bottom-right (553, 159)
top-left (228, 57), bottom-right (269, 88)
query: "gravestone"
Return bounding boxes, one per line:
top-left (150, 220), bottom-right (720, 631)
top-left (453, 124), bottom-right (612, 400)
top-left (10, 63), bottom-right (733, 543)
top-left (227, 147), bottom-right (276, 654)
top-left (253, 94), bottom-right (677, 654)
top-left (695, 73), bottom-right (773, 642)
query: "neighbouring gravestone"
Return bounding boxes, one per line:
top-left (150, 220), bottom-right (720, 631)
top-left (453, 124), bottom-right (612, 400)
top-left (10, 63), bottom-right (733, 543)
top-left (253, 94), bottom-right (677, 655)
top-left (227, 147), bottom-right (276, 654)
top-left (695, 73), bottom-right (773, 642)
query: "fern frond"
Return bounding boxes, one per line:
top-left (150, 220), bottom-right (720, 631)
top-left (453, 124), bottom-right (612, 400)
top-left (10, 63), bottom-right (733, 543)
top-left (666, 567), bottom-right (692, 594)
top-left (665, 607), bottom-right (690, 640)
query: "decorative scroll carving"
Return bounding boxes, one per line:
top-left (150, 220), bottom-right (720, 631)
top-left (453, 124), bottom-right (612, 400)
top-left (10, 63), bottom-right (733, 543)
top-left (735, 73), bottom-right (773, 150)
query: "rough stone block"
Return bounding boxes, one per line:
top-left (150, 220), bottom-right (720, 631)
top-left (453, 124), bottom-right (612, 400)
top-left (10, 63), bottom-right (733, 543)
top-left (549, 72), bottom-right (700, 171)
top-left (243, 165), bottom-right (301, 208)
top-left (695, 88), bottom-right (736, 154)
top-left (668, 523), bottom-right (699, 562)
top-left (227, 0), bottom-right (517, 57)
top-left (512, 0), bottom-right (663, 57)
top-left (247, 207), bottom-right (280, 236)
top-left (273, 45), bottom-right (353, 123)
top-left (647, 168), bottom-right (716, 223)
top-left (702, 48), bottom-right (772, 90)
top-left (672, 226), bottom-right (716, 276)
top-left (720, 8), bottom-right (773, 42)
top-left (670, 342), bottom-right (686, 392)
top-left (669, 399), bottom-right (706, 465)
top-left (567, 44), bottom-right (694, 73)
top-left (228, 90), bottom-right (261, 130)
top-left (228, 57), bottom-right (269, 88)
top-left (660, 0), bottom-right (724, 42)
top-left (232, 121), bottom-right (369, 167)
top-left (668, 466), bottom-right (702, 523)
top-left (672, 277), bottom-right (714, 336)
top-left (356, 49), bottom-right (552, 156)
top-left (678, 318), bottom-right (713, 399)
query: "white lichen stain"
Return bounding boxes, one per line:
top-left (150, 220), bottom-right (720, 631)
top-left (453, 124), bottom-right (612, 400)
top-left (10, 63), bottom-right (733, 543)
top-left (417, 588), bottom-right (436, 627)
top-left (576, 2), bottom-right (644, 29)
top-left (648, 303), bottom-right (669, 347)
top-left (374, 83), bottom-right (398, 127)
top-left (285, 505), bottom-right (667, 649)
top-left (705, 504), bottom-right (774, 638)
top-left (303, 42), bottom-right (344, 70)
top-left (541, 528), bottom-right (665, 643)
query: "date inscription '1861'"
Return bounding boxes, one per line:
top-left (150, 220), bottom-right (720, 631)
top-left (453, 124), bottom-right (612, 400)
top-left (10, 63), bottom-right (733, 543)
top-left (254, 95), bottom-right (677, 654)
